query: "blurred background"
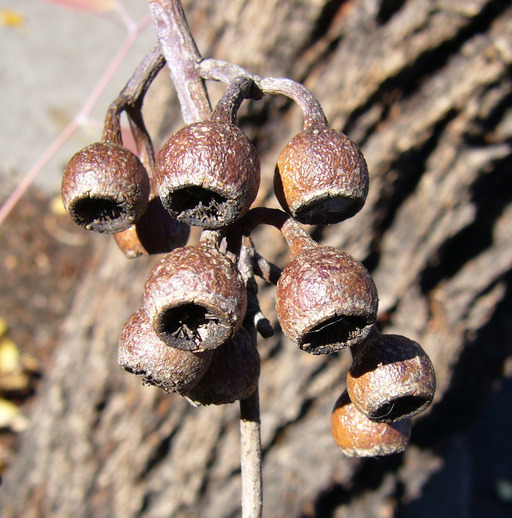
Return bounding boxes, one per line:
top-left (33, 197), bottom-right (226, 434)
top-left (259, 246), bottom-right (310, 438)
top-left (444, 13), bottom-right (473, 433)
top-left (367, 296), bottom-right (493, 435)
top-left (0, 0), bottom-right (154, 469)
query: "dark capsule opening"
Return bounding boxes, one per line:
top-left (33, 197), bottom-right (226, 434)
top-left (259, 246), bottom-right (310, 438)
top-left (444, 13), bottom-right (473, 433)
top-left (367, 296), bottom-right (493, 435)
top-left (370, 395), bottom-right (431, 422)
top-left (165, 187), bottom-right (234, 228)
top-left (157, 303), bottom-right (228, 351)
top-left (301, 315), bottom-right (370, 354)
top-left (71, 197), bottom-right (126, 232)
top-left (294, 195), bottom-right (362, 225)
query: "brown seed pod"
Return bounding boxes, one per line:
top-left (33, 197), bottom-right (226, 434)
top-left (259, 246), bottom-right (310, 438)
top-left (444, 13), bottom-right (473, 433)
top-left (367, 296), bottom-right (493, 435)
top-left (114, 195), bottom-right (190, 258)
top-left (274, 125), bottom-right (368, 225)
top-left (62, 141), bottom-right (150, 233)
top-left (143, 244), bottom-right (247, 352)
top-left (347, 331), bottom-right (436, 422)
top-left (185, 326), bottom-right (260, 406)
top-left (155, 120), bottom-right (260, 229)
top-left (276, 242), bottom-right (378, 354)
top-left (331, 390), bottom-right (411, 457)
top-left (118, 309), bottom-right (213, 395)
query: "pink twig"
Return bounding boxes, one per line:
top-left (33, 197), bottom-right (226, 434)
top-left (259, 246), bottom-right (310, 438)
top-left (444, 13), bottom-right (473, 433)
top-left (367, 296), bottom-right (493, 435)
top-left (0, 13), bottom-right (151, 227)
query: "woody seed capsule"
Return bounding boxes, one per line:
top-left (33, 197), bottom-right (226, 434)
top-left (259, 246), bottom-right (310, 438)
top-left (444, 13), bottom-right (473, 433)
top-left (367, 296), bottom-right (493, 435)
top-left (156, 121), bottom-right (260, 229)
top-left (276, 243), bottom-right (378, 354)
top-left (347, 331), bottom-right (436, 422)
top-left (274, 125), bottom-right (368, 225)
top-left (331, 390), bottom-right (411, 457)
top-left (185, 326), bottom-right (260, 406)
top-left (114, 195), bottom-right (190, 258)
top-left (143, 244), bottom-right (247, 352)
top-left (62, 141), bottom-right (150, 233)
top-left (118, 309), bottom-right (213, 395)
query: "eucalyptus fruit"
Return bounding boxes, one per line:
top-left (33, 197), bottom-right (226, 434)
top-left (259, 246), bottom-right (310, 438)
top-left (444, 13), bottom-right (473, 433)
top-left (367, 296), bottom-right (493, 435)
top-left (347, 330), bottom-right (436, 422)
top-left (186, 326), bottom-right (260, 406)
top-left (331, 390), bottom-right (411, 457)
top-left (114, 194), bottom-right (190, 258)
top-left (274, 124), bottom-right (369, 225)
top-left (62, 140), bottom-right (150, 233)
top-left (119, 309), bottom-right (213, 395)
top-left (156, 77), bottom-right (260, 228)
top-left (61, 33), bottom-right (436, 488)
top-left (143, 243), bottom-right (247, 352)
top-left (274, 216), bottom-right (378, 354)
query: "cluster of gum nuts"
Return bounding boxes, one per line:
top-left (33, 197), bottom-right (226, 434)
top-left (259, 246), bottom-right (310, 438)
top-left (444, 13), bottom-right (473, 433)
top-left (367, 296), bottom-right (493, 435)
top-left (61, 49), bottom-right (435, 457)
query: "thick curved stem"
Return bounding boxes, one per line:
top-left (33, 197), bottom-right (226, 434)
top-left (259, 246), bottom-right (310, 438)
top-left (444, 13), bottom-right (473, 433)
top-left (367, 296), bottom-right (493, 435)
top-left (148, 0), bottom-right (211, 123)
top-left (211, 76), bottom-right (261, 125)
top-left (259, 77), bottom-right (327, 128)
top-left (197, 59), bottom-right (327, 128)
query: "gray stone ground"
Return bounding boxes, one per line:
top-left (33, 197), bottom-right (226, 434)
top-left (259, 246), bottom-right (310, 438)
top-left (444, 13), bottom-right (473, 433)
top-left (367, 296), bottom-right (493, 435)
top-left (0, 0), bottom-right (156, 199)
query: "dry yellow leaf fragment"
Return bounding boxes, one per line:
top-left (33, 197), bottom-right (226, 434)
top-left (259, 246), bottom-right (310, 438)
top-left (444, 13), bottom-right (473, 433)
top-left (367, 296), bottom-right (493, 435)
top-left (0, 9), bottom-right (24, 28)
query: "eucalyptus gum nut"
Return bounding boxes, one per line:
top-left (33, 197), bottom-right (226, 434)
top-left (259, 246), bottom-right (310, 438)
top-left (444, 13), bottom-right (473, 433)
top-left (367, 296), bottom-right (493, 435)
top-left (143, 245), bottom-right (247, 352)
top-left (185, 326), bottom-right (260, 406)
top-left (118, 309), bottom-right (213, 395)
top-left (156, 121), bottom-right (261, 229)
top-left (274, 126), bottom-right (368, 225)
top-left (276, 246), bottom-right (378, 354)
top-left (347, 333), bottom-right (436, 422)
top-left (62, 141), bottom-right (150, 233)
top-left (331, 391), bottom-right (411, 457)
top-left (114, 196), bottom-right (190, 258)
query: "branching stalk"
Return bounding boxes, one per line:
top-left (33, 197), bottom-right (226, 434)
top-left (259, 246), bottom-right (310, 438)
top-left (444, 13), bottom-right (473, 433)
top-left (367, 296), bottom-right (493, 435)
top-left (147, 3), bottom-right (263, 517)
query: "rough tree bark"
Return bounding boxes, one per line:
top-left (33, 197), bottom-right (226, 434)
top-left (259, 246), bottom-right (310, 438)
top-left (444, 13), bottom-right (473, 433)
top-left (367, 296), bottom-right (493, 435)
top-left (3, 1), bottom-right (512, 517)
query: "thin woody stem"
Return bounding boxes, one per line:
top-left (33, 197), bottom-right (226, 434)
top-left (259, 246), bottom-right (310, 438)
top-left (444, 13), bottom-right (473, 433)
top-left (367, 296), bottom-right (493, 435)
top-left (102, 104), bottom-right (123, 144)
top-left (127, 110), bottom-right (156, 179)
top-left (211, 76), bottom-right (261, 125)
top-left (240, 388), bottom-right (263, 518)
top-left (259, 77), bottom-right (327, 128)
top-left (234, 207), bottom-right (317, 258)
top-left (102, 44), bottom-right (166, 148)
top-left (237, 238), bottom-right (274, 338)
top-left (252, 251), bottom-right (282, 286)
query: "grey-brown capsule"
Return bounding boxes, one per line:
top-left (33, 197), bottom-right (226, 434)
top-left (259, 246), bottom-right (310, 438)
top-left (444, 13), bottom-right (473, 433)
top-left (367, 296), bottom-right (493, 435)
top-left (155, 121), bottom-right (260, 229)
top-left (276, 245), bottom-right (378, 354)
top-left (143, 244), bottom-right (247, 352)
top-left (331, 390), bottom-right (411, 457)
top-left (62, 141), bottom-right (150, 233)
top-left (118, 309), bottom-right (213, 395)
top-left (185, 326), bottom-right (260, 406)
top-left (114, 195), bottom-right (190, 258)
top-left (347, 331), bottom-right (436, 422)
top-left (274, 125), bottom-right (368, 225)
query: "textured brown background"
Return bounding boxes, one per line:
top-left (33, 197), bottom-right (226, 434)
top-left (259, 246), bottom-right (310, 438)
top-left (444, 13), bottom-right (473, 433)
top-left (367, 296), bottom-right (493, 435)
top-left (3, 1), bottom-right (512, 517)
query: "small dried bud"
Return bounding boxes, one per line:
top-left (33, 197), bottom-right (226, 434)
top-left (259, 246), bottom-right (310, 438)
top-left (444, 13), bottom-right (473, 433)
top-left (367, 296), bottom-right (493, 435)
top-left (185, 326), bottom-right (260, 406)
top-left (118, 309), bottom-right (213, 395)
top-left (347, 331), bottom-right (436, 422)
top-left (114, 196), bottom-right (190, 258)
top-left (331, 390), bottom-right (411, 457)
top-left (143, 244), bottom-right (247, 352)
top-left (156, 121), bottom-right (260, 228)
top-left (274, 125), bottom-right (368, 225)
top-left (276, 246), bottom-right (378, 354)
top-left (62, 141), bottom-right (150, 233)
